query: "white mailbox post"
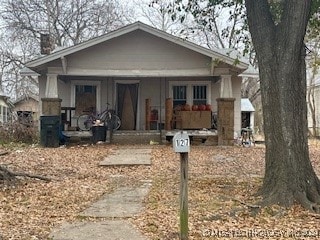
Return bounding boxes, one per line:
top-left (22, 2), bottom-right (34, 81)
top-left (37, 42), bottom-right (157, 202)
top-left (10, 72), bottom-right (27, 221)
top-left (173, 131), bottom-right (190, 240)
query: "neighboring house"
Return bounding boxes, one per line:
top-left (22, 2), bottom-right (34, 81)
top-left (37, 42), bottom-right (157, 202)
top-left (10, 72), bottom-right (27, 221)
top-left (0, 91), bottom-right (10, 124)
top-left (241, 98), bottom-right (255, 130)
top-left (307, 77), bottom-right (320, 136)
top-left (13, 95), bottom-right (40, 126)
top-left (23, 21), bottom-right (249, 145)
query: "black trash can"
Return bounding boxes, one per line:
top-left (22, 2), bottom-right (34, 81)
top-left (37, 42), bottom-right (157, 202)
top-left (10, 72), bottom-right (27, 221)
top-left (92, 125), bottom-right (107, 144)
top-left (40, 116), bottom-right (60, 147)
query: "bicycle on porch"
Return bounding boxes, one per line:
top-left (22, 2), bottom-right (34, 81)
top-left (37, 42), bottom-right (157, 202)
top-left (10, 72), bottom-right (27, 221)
top-left (77, 104), bottom-right (121, 131)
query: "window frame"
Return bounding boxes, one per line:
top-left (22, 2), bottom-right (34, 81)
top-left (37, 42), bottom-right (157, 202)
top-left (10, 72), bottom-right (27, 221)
top-left (169, 81), bottom-right (211, 106)
top-left (71, 80), bottom-right (101, 113)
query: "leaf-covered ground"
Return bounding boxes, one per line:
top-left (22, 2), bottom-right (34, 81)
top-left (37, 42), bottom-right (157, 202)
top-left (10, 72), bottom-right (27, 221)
top-left (1, 140), bottom-right (320, 239)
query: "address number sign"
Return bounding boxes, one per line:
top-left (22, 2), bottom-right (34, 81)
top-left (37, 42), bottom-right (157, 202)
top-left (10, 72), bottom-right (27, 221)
top-left (173, 131), bottom-right (190, 153)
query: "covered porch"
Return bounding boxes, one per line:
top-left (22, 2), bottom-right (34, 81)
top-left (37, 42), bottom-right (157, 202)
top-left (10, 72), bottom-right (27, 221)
top-left (44, 74), bottom-right (237, 145)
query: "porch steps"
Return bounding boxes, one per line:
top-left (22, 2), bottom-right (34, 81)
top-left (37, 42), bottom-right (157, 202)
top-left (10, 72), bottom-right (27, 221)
top-left (111, 130), bottom-right (163, 145)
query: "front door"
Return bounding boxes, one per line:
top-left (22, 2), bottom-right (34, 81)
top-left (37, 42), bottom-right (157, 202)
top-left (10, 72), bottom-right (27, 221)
top-left (116, 83), bottom-right (139, 130)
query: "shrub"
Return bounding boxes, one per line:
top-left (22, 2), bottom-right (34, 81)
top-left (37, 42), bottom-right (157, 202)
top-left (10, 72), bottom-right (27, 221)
top-left (0, 121), bottom-right (39, 144)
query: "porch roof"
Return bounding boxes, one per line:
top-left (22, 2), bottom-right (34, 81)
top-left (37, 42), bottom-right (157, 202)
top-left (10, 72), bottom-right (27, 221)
top-left (241, 98), bottom-right (255, 112)
top-left (25, 22), bottom-right (249, 73)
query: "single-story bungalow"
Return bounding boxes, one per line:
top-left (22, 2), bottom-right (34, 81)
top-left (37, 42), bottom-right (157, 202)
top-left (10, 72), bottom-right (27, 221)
top-left (23, 21), bottom-right (249, 145)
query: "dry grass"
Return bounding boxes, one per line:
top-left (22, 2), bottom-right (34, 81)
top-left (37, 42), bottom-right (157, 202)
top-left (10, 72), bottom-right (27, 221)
top-left (0, 140), bottom-right (319, 239)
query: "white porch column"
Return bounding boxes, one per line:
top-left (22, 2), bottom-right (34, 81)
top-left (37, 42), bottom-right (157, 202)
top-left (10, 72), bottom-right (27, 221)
top-left (42, 74), bottom-right (61, 116)
top-left (220, 75), bottom-right (233, 98)
top-left (45, 74), bottom-right (58, 98)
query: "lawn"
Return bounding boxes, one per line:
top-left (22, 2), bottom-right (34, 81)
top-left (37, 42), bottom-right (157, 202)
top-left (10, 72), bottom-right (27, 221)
top-left (1, 141), bottom-right (320, 239)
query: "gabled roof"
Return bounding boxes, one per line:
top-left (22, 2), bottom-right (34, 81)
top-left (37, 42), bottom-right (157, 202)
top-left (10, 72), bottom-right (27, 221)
top-left (241, 98), bottom-right (255, 112)
top-left (13, 94), bottom-right (39, 105)
top-left (240, 65), bottom-right (259, 78)
top-left (26, 21), bottom-right (248, 70)
top-left (20, 67), bottom-right (40, 76)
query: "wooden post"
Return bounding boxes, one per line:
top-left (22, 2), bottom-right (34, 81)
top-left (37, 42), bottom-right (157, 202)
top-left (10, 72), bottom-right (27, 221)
top-left (145, 98), bottom-right (151, 130)
top-left (173, 132), bottom-right (190, 240)
top-left (165, 98), bottom-right (173, 130)
top-left (180, 152), bottom-right (188, 240)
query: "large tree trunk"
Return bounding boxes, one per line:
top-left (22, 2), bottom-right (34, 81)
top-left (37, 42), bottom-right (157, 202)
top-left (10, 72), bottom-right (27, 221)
top-left (245, 0), bottom-right (320, 211)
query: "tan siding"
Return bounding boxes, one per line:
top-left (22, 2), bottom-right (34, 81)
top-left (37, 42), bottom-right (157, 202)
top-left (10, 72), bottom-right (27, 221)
top-left (67, 30), bottom-right (211, 74)
top-left (59, 80), bottom-right (71, 107)
top-left (211, 81), bottom-right (220, 113)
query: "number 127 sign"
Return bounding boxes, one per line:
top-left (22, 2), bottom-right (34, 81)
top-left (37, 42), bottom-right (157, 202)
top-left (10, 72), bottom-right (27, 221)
top-left (173, 131), bottom-right (190, 153)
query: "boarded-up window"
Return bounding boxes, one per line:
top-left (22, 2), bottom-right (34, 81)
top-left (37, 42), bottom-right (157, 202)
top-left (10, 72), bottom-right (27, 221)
top-left (75, 85), bottom-right (97, 115)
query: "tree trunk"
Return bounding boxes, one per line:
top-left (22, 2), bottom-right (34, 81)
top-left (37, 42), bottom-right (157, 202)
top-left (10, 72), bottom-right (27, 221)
top-left (245, 0), bottom-right (320, 211)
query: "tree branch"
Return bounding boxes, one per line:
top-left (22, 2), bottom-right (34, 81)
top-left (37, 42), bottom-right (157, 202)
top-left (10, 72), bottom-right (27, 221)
top-left (0, 165), bottom-right (51, 182)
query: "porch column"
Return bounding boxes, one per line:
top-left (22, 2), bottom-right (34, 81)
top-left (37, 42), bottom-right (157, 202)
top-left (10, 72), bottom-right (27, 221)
top-left (42, 74), bottom-right (61, 116)
top-left (220, 75), bottom-right (233, 98)
top-left (217, 75), bottom-right (235, 146)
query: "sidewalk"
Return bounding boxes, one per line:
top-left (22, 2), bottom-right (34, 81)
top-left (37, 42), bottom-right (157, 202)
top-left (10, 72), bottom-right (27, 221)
top-left (50, 147), bottom-right (152, 240)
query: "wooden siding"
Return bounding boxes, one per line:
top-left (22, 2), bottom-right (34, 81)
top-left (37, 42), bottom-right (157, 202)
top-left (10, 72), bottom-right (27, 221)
top-left (49, 30), bottom-right (212, 77)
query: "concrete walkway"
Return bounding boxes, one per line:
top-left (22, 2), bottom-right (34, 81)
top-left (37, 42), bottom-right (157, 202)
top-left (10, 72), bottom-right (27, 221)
top-left (80, 180), bottom-right (152, 218)
top-left (100, 148), bottom-right (152, 166)
top-left (50, 147), bottom-right (153, 240)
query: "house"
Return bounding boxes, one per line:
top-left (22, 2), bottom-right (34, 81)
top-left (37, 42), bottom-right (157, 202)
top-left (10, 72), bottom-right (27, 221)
top-left (0, 90), bottom-right (10, 124)
top-left (13, 95), bottom-right (40, 126)
top-left (241, 98), bottom-right (255, 130)
top-left (23, 21), bottom-right (249, 145)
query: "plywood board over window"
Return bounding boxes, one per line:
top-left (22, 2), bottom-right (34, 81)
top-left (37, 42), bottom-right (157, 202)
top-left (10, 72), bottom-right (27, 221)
top-left (75, 85), bottom-right (96, 115)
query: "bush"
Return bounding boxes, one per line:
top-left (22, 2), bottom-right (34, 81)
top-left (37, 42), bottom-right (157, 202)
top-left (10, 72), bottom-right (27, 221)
top-left (0, 121), bottom-right (39, 144)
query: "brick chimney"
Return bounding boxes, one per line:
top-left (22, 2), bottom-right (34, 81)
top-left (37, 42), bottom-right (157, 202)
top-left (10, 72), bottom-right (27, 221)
top-left (40, 34), bottom-right (54, 55)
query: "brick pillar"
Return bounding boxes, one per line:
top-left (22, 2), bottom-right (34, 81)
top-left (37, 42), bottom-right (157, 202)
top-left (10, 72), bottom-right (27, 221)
top-left (42, 98), bottom-right (62, 116)
top-left (217, 98), bottom-right (235, 146)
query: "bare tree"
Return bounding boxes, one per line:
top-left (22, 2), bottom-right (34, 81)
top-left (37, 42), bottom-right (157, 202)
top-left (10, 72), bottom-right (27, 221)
top-left (1, 0), bottom-right (126, 48)
top-left (0, 0), bottom-right (127, 98)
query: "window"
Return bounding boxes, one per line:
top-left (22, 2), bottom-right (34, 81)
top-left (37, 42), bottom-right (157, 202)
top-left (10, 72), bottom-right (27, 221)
top-left (71, 81), bottom-right (101, 116)
top-left (193, 85), bottom-right (207, 105)
top-left (172, 86), bottom-right (187, 107)
top-left (0, 106), bottom-right (3, 123)
top-left (75, 85), bottom-right (97, 115)
top-left (170, 81), bottom-right (211, 107)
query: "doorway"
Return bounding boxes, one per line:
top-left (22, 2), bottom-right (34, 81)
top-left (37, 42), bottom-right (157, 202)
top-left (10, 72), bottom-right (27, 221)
top-left (116, 83), bottom-right (139, 130)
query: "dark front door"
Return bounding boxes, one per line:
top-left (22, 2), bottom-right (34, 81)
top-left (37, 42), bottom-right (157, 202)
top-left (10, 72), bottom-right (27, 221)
top-left (116, 83), bottom-right (139, 130)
